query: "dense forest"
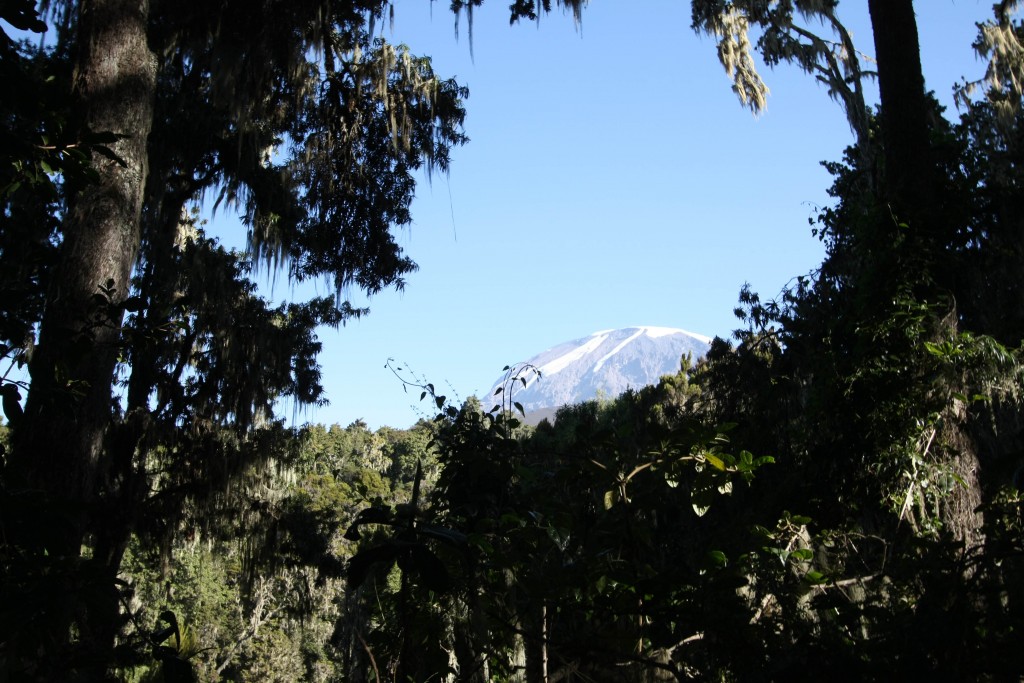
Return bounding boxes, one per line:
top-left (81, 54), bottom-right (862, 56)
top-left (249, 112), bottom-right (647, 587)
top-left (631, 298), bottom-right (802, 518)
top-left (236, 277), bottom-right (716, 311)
top-left (2, 0), bottom-right (1024, 680)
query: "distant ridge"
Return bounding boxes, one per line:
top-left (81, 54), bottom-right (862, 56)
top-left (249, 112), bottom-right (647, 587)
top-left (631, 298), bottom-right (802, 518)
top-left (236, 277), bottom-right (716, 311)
top-left (484, 326), bottom-right (711, 422)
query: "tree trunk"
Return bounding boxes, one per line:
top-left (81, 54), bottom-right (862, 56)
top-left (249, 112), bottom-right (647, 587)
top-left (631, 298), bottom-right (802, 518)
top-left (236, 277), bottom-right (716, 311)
top-left (8, 0), bottom-right (155, 676)
top-left (868, 0), bottom-right (985, 549)
top-left (867, 0), bottom-right (933, 223)
top-left (523, 601), bottom-right (548, 683)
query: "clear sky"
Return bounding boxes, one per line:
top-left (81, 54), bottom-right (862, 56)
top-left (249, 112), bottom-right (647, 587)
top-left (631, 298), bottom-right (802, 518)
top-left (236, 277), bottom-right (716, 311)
top-left (229, 0), bottom-right (996, 429)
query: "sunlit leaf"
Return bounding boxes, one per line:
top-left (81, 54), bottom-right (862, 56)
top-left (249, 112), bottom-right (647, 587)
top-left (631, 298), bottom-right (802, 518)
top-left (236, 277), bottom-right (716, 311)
top-left (803, 570), bottom-right (827, 585)
top-left (704, 453), bottom-right (727, 471)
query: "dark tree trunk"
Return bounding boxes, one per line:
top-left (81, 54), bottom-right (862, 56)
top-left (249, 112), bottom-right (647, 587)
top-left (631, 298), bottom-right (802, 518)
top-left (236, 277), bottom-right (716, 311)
top-left (8, 0), bottom-right (155, 677)
top-left (867, 0), bottom-right (933, 223)
top-left (868, 0), bottom-right (984, 548)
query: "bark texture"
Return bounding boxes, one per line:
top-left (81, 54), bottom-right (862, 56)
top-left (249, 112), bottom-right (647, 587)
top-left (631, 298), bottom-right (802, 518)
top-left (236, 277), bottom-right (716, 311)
top-left (9, 0), bottom-right (156, 676)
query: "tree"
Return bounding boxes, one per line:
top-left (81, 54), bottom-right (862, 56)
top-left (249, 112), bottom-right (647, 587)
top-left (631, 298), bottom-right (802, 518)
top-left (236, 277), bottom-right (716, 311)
top-left (0, 1), bottom-right (466, 678)
top-left (433, 2), bottom-right (1024, 678)
top-left (6, 0), bottom-right (1024, 678)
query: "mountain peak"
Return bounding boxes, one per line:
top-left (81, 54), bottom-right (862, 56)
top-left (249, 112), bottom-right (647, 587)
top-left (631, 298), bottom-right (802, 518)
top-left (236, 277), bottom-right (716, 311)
top-left (485, 326), bottom-right (712, 421)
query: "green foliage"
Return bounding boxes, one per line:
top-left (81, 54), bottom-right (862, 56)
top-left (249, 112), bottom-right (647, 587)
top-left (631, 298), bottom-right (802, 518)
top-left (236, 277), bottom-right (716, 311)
top-left (109, 415), bottom-right (452, 682)
top-left (346, 366), bottom-right (777, 680)
top-left (5, 2), bottom-right (1024, 680)
top-left (0, 0), bottom-right (469, 677)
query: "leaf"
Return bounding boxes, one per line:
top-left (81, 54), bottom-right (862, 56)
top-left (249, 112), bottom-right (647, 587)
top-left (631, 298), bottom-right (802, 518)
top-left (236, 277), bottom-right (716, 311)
top-left (468, 534), bottom-right (494, 554)
top-left (418, 524), bottom-right (468, 547)
top-left (2, 384), bottom-right (23, 424)
top-left (603, 490), bottom-right (616, 510)
top-left (344, 506), bottom-right (395, 540)
top-left (347, 544), bottom-right (400, 589)
top-left (704, 453), bottom-right (727, 471)
top-left (708, 550), bottom-right (728, 567)
top-left (120, 296), bottom-right (145, 312)
top-left (493, 387), bottom-right (503, 395)
top-left (500, 512), bottom-right (525, 528)
top-left (803, 570), bottom-right (827, 585)
top-left (766, 547), bottom-right (790, 566)
top-left (513, 401), bottom-right (524, 416)
top-left (790, 548), bottom-right (814, 562)
top-left (409, 545), bottom-right (450, 593)
top-left (691, 470), bottom-right (718, 516)
top-left (150, 610), bottom-right (180, 647)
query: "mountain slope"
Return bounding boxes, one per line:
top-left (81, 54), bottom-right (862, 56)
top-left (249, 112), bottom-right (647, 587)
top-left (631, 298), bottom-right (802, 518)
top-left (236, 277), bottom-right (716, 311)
top-left (485, 326), bottom-right (711, 420)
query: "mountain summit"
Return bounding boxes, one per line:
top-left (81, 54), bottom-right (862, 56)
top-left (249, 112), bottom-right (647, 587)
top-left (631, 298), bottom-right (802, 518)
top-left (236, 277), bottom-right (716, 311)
top-left (485, 326), bottom-right (712, 421)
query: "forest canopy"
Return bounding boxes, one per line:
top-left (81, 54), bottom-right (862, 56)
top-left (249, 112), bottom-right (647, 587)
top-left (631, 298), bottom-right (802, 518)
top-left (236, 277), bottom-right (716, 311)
top-left (2, 0), bottom-right (1024, 681)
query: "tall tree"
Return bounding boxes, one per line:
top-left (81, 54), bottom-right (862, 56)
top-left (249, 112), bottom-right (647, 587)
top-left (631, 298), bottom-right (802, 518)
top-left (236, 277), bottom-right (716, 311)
top-left (12, 0), bottom-right (156, 548)
top-left (0, 1), bottom-right (466, 678)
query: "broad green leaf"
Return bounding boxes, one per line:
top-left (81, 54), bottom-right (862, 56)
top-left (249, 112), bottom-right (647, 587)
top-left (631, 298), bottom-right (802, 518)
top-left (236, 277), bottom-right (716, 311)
top-left (704, 453), bottom-right (727, 471)
top-left (803, 570), bottom-right (827, 585)
top-left (790, 548), bottom-right (814, 562)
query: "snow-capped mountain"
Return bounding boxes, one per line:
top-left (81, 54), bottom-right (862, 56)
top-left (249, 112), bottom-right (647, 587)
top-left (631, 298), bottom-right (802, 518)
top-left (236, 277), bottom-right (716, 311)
top-left (483, 326), bottom-right (712, 421)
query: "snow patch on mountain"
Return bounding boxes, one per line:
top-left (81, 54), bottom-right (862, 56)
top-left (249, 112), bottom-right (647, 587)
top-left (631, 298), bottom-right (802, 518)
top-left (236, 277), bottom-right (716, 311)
top-left (644, 325), bottom-right (712, 343)
top-left (593, 328), bottom-right (644, 373)
top-left (485, 326), bottom-right (713, 420)
top-left (538, 332), bottom-right (609, 376)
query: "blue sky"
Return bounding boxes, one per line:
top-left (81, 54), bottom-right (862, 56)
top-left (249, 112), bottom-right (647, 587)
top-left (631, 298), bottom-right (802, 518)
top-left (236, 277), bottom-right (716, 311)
top-left (234, 0), bottom-right (995, 429)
